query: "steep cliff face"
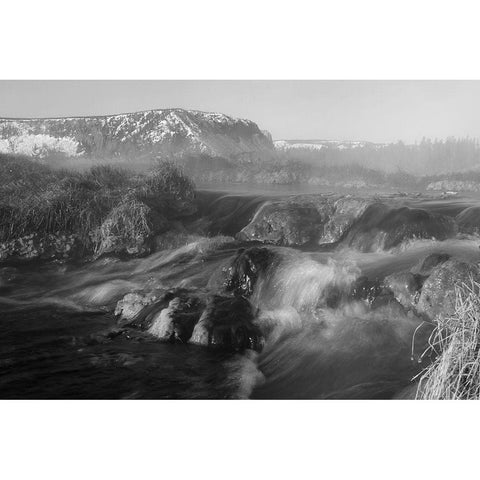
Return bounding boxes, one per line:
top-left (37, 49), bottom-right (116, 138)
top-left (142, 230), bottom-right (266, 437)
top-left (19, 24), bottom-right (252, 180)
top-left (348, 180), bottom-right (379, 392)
top-left (0, 109), bottom-right (274, 161)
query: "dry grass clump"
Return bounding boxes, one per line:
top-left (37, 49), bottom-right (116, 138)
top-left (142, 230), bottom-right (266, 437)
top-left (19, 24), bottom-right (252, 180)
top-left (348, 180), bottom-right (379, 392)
top-left (92, 199), bottom-right (153, 256)
top-left (137, 159), bottom-right (195, 202)
top-left (0, 155), bottom-right (196, 255)
top-left (416, 278), bottom-right (480, 399)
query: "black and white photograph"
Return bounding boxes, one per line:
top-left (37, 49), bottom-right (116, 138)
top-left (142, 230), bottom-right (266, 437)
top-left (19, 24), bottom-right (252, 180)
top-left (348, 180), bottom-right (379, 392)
top-left (2, 1), bottom-right (480, 479)
top-left (4, 79), bottom-right (480, 401)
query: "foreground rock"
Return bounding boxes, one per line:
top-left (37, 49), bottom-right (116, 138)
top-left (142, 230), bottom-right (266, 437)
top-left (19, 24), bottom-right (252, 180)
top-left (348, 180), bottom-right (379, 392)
top-left (148, 294), bottom-right (204, 342)
top-left (417, 259), bottom-right (480, 320)
top-left (115, 289), bottom-right (263, 351)
top-left (114, 292), bottom-right (161, 326)
top-left (190, 296), bottom-right (263, 351)
top-left (222, 247), bottom-right (277, 297)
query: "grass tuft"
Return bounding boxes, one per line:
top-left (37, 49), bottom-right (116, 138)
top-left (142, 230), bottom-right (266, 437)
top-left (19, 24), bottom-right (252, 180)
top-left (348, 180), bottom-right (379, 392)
top-left (92, 199), bottom-right (152, 256)
top-left (415, 278), bottom-right (480, 399)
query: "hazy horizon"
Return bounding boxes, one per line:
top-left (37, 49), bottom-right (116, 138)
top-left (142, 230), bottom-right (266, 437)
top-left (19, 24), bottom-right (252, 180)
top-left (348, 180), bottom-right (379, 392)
top-left (1, 80), bottom-right (480, 144)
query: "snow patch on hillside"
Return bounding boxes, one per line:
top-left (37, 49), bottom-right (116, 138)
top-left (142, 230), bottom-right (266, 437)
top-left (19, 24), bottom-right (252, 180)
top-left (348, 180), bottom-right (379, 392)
top-left (0, 134), bottom-right (80, 157)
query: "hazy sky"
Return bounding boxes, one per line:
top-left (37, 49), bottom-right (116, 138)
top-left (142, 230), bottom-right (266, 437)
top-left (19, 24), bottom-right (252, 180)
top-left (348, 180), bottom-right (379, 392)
top-left (0, 80), bottom-right (478, 143)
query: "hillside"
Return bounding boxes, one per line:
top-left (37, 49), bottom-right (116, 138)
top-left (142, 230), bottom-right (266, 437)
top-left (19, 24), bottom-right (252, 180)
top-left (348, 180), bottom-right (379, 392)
top-left (0, 109), bottom-right (274, 162)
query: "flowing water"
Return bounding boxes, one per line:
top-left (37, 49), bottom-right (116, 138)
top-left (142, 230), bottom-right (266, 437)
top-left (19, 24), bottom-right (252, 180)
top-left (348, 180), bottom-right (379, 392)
top-left (2, 187), bottom-right (480, 399)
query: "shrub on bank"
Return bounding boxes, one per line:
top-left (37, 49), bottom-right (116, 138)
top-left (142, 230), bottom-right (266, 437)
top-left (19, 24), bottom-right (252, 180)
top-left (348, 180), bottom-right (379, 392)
top-left (0, 154), bottom-right (196, 260)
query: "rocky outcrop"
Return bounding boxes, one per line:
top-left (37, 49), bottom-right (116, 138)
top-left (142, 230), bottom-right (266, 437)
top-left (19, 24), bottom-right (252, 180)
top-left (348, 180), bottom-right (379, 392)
top-left (344, 204), bottom-right (458, 252)
top-left (319, 197), bottom-right (371, 244)
top-left (237, 200), bottom-right (325, 246)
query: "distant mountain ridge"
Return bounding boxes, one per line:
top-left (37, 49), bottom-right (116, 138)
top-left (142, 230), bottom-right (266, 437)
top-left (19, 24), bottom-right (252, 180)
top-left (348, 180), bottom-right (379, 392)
top-left (0, 108), bottom-right (274, 161)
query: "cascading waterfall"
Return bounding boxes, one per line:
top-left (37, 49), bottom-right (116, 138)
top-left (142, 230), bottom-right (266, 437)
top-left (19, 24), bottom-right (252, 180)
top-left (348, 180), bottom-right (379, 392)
top-left (3, 190), bottom-right (480, 399)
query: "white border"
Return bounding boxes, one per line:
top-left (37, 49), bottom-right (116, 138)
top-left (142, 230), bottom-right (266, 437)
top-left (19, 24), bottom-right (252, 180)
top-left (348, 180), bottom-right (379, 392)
top-left (1, 0), bottom-right (480, 79)
top-left (2, 1), bottom-right (480, 479)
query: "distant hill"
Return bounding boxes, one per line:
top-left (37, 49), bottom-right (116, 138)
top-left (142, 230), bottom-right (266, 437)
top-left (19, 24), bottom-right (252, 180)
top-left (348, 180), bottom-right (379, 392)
top-left (0, 109), bottom-right (274, 163)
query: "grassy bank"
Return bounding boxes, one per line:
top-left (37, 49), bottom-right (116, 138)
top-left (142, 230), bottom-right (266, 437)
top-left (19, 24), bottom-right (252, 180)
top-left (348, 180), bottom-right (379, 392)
top-left (0, 154), bottom-right (195, 257)
top-left (416, 279), bottom-right (480, 399)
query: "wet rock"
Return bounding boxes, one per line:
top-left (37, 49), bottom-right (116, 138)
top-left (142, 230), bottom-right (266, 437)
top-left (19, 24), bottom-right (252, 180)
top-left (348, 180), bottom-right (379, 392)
top-left (456, 206), bottom-right (480, 235)
top-left (223, 247), bottom-right (277, 297)
top-left (383, 271), bottom-right (423, 309)
top-left (115, 292), bottom-right (160, 326)
top-left (0, 233), bottom-right (81, 264)
top-left (237, 200), bottom-right (325, 246)
top-left (148, 294), bottom-right (203, 342)
top-left (351, 276), bottom-right (383, 305)
top-left (190, 296), bottom-right (263, 351)
top-left (417, 259), bottom-right (480, 320)
top-left (344, 204), bottom-right (458, 252)
top-left (320, 197), bottom-right (371, 244)
top-left (412, 252), bottom-right (451, 276)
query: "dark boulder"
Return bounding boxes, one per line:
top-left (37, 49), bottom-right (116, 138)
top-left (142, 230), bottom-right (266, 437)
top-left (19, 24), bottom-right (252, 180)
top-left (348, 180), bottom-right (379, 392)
top-left (190, 295), bottom-right (263, 351)
top-left (320, 197), bottom-right (371, 245)
top-left (237, 200), bottom-right (325, 246)
top-left (223, 247), bottom-right (277, 297)
top-left (344, 204), bottom-right (458, 252)
top-left (383, 271), bottom-right (423, 309)
top-left (351, 276), bottom-right (383, 305)
top-left (115, 288), bottom-right (194, 329)
top-left (148, 294), bottom-right (204, 343)
top-left (412, 252), bottom-right (451, 276)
